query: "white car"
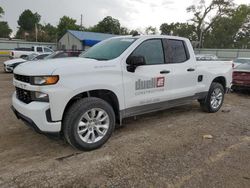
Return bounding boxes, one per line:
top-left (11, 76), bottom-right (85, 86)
top-left (10, 46), bottom-right (53, 59)
top-left (3, 53), bottom-right (50, 73)
top-left (12, 35), bottom-right (232, 150)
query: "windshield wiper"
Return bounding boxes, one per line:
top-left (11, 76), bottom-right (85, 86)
top-left (83, 57), bottom-right (109, 61)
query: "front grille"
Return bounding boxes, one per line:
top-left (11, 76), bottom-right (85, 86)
top-left (14, 74), bottom-right (30, 83)
top-left (16, 87), bottom-right (33, 104)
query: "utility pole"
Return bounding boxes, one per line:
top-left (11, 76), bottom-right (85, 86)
top-left (35, 23), bottom-right (38, 42)
top-left (80, 14), bottom-right (83, 30)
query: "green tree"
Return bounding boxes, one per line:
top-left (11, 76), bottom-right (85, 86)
top-left (0, 6), bottom-right (12, 38)
top-left (0, 6), bottom-right (4, 18)
top-left (0, 22), bottom-right (12, 38)
top-left (120, 27), bottom-right (129, 35)
top-left (160, 23), bottom-right (197, 41)
top-left (57, 16), bottom-right (80, 39)
top-left (233, 5), bottom-right (250, 48)
top-left (129, 30), bottom-right (139, 36)
top-left (17, 9), bottom-right (40, 31)
top-left (38, 23), bottom-right (58, 42)
top-left (204, 4), bottom-right (250, 48)
top-left (187, 0), bottom-right (234, 47)
top-left (89, 16), bottom-right (121, 34)
top-left (16, 9), bottom-right (40, 40)
top-left (145, 26), bottom-right (157, 34)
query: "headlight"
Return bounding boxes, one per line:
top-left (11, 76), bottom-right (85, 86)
top-left (34, 91), bottom-right (49, 102)
top-left (32, 75), bottom-right (59, 85)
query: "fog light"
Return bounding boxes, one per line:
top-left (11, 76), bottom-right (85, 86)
top-left (34, 91), bottom-right (49, 102)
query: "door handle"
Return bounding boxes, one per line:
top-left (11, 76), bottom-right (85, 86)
top-left (160, 70), bottom-right (170, 74)
top-left (187, 68), bottom-right (195, 72)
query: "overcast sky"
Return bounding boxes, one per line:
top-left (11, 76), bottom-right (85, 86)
top-left (0, 0), bottom-right (249, 35)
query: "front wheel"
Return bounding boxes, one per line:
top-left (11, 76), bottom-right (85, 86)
top-left (199, 82), bottom-right (225, 113)
top-left (63, 97), bottom-right (115, 151)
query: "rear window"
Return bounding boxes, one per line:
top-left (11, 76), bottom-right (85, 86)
top-left (37, 47), bottom-right (43, 52)
top-left (234, 59), bottom-right (250, 64)
top-left (236, 63), bottom-right (250, 70)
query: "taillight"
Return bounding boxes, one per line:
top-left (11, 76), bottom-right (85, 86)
top-left (11, 52), bottom-right (14, 56)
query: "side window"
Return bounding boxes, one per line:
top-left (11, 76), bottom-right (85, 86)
top-left (163, 39), bottom-right (188, 63)
top-left (131, 39), bottom-right (164, 65)
top-left (37, 47), bottom-right (43, 52)
top-left (44, 47), bottom-right (52, 53)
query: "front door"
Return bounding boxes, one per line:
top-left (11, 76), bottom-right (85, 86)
top-left (122, 39), bottom-right (171, 114)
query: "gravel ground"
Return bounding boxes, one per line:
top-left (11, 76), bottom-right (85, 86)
top-left (0, 57), bottom-right (249, 188)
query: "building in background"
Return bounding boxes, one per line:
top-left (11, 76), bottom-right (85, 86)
top-left (0, 38), bottom-right (56, 50)
top-left (58, 30), bottom-right (116, 51)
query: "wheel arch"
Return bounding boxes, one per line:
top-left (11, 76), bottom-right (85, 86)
top-left (211, 76), bottom-right (227, 91)
top-left (62, 89), bottom-right (120, 123)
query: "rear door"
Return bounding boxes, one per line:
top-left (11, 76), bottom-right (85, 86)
top-left (162, 39), bottom-right (198, 99)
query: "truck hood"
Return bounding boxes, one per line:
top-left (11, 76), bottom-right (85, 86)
top-left (4, 58), bottom-right (26, 66)
top-left (13, 57), bottom-right (115, 75)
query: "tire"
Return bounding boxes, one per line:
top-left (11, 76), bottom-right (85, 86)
top-left (63, 97), bottom-right (115, 151)
top-left (199, 82), bottom-right (225, 113)
top-left (231, 85), bottom-right (239, 93)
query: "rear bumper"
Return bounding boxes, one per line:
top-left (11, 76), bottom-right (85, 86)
top-left (12, 93), bottom-right (61, 134)
top-left (232, 84), bottom-right (250, 90)
top-left (232, 81), bottom-right (250, 88)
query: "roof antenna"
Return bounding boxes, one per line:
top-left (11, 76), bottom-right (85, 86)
top-left (80, 14), bottom-right (83, 30)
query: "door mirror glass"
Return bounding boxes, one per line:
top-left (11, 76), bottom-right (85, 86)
top-left (127, 56), bottom-right (146, 66)
top-left (126, 56), bottom-right (146, 72)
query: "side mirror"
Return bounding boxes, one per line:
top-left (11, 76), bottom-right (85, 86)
top-left (126, 56), bottom-right (146, 72)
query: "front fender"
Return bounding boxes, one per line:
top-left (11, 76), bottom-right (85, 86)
top-left (46, 72), bottom-right (124, 121)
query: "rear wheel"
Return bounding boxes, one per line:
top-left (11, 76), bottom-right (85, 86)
top-left (199, 82), bottom-right (225, 113)
top-left (63, 97), bottom-right (115, 151)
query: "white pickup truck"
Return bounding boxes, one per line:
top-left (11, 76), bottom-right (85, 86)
top-left (10, 46), bottom-right (53, 59)
top-left (12, 35), bottom-right (232, 150)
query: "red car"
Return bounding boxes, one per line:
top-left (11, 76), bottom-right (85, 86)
top-left (232, 63), bottom-right (250, 90)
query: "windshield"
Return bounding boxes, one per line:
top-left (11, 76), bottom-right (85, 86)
top-left (44, 52), bottom-right (60, 59)
top-left (236, 63), bottom-right (250, 70)
top-left (80, 38), bottom-right (137, 60)
top-left (234, 59), bottom-right (250, 64)
top-left (25, 53), bottom-right (38, 61)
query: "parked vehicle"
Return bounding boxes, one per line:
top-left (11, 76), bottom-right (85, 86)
top-left (233, 58), bottom-right (250, 69)
top-left (196, 54), bottom-right (218, 61)
top-left (3, 53), bottom-right (50, 73)
top-left (10, 46), bottom-right (54, 59)
top-left (232, 62), bottom-right (250, 90)
top-left (4, 51), bottom-right (81, 73)
top-left (12, 35), bottom-right (232, 151)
